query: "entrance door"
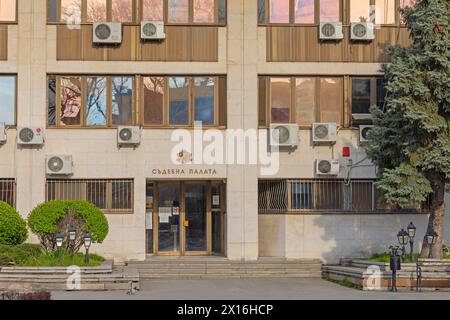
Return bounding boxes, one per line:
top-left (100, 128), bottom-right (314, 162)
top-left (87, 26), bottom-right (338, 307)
top-left (184, 183), bottom-right (209, 254)
top-left (157, 183), bottom-right (181, 254)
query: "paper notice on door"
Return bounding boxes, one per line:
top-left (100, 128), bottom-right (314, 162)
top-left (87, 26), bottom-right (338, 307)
top-left (173, 207), bottom-right (180, 216)
top-left (159, 207), bottom-right (172, 223)
top-left (213, 195), bottom-right (220, 206)
top-left (145, 211), bottom-right (153, 230)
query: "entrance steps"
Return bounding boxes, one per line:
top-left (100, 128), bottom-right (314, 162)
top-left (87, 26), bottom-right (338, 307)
top-left (127, 257), bottom-right (323, 279)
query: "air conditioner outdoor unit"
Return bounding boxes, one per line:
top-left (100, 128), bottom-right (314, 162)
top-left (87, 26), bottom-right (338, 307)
top-left (319, 22), bottom-right (344, 40)
top-left (269, 124), bottom-right (299, 147)
top-left (360, 125), bottom-right (374, 143)
top-left (312, 123), bottom-right (337, 144)
top-left (0, 124), bottom-right (6, 144)
top-left (118, 126), bottom-right (141, 146)
top-left (141, 21), bottom-right (165, 40)
top-left (93, 22), bottom-right (122, 44)
top-left (17, 127), bottom-right (44, 146)
top-left (316, 159), bottom-right (340, 176)
top-left (350, 22), bottom-right (375, 41)
top-left (46, 155), bottom-right (73, 176)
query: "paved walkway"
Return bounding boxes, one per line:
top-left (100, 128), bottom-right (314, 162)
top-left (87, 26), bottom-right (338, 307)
top-left (52, 278), bottom-right (450, 300)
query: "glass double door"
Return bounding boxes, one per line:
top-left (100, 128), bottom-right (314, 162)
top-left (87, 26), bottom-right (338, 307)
top-left (146, 181), bottom-right (225, 256)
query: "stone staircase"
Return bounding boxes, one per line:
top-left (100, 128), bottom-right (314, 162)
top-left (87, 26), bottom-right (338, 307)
top-left (127, 257), bottom-right (323, 279)
top-left (0, 262), bottom-right (139, 292)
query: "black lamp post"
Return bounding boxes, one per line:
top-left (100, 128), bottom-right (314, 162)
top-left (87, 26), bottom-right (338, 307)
top-left (55, 232), bottom-right (64, 261)
top-left (397, 229), bottom-right (409, 262)
top-left (83, 232), bottom-right (92, 263)
top-left (407, 222), bottom-right (416, 262)
top-left (68, 225), bottom-right (77, 254)
top-left (426, 230), bottom-right (438, 259)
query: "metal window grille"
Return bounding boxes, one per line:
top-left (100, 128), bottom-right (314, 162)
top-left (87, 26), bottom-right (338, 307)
top-left (259, 179), bottom-right (431, 213)
top-left (46, 179), bottom-right (134, 213)
top-left (0, 179), bottom-right (16, 208)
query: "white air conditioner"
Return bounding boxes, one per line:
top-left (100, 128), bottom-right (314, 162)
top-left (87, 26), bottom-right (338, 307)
top-left (312, 123), bottom-right (337, 144)
top-left (360, 125), bottom-right (374, 143)
top-left (319, 22), bottom-right (344, 40)
top-left (17, 127), bottom-right (44, 146)
top-left (350, 22), bottom-right (375, 41)
top-left (141, 21), bottom-right (165, 40)
top-left (46, 155), bottom-right (73, 176)
top-left (93, 22), bottom-right (122, 44)
top-left (0, 124), bottom-right (6, 144)
top-left (316, 159), bottom-right (340, 176)
top-left (118, 126), bottom-right (141, 146)
top-left (269, 124), bottom-right (299, 147)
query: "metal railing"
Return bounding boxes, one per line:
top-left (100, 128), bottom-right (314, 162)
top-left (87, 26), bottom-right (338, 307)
top-left (258, 179), bottom-right (431, 214)
top-left (0, 179), bottom-right (16, 207)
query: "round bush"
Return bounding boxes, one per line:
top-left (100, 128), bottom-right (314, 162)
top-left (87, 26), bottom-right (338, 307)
top-left (28, 200), bottom-right (109, 252)
top-left (0, 201), bottom-right (28, 245)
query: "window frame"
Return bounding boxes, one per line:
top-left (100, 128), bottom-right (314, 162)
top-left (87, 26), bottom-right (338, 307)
top-left (350, 76), bottom-right (385, 117)
top-left (0, 178), bottom-right (16, 208)
top-left (48, 0), bottom-right (226, 25)
top-left (46, 179), bottom-right (134, 214)
top-left (0, 0), bottom-right (17, 24)
top-left (0, 75), bottom-right (17, 127)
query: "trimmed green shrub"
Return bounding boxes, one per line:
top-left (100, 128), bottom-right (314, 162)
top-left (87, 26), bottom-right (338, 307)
top-left (0, 244), bottom-right (42, 266)
top-left (28, 200), bottom-right (109, 252)
top-left (0, 201), bottom-right (28, 245)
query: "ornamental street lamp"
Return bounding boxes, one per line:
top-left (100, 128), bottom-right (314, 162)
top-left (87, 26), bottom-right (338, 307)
top-left (407, 222), bottom-right (417, 262)
top-left (68, 225), bottom-right (77, 254)
top-left (83, 232), bottom-right (92, 263)
top-left (426, 230), bottom-right (438, 259)
top-left (397, 229), bottom-right (409, 262)
top-left (55, 232), bottom-right (64, 261)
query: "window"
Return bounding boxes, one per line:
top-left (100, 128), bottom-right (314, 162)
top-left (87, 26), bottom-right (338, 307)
top-left (0, 179), bottom-right (15, 207)
top-left (143, 77), bottom-right (164, 125)
top-left (319, 0), bottom-right (340, 22)
top-left (270, 78), bottom-right (291, 123)
top-left (0, 76), bottom-right (16, 126)
top-left (46, 179), bottom-right (134, 213)
top-left (319, 77), bottom-right (342, 124)
top-left (351, 78), bottom-right (371, 114)
top-left (60, 77), bottom-right (82, 126)
top-left (112, 0), bottom-right (133, 22)
top-left (269, 0), bottom-right (290, 23)
top-left (194, 77), bottom-right (215, 125)
top-left (268, 0), bottom-right (315, 24)
top-left (168, 0), bottom-right (189, 23)
top-left (169, 77), bottom-right (189, 125)
top-left (142, 0), bottom-right (164, 21)
top-left (194, 0), bottom-right (215, 23)
top-left (48, 76), bottom-right (56, 126)
top-left (350, 0), bottom-right (370, 22)
top-left (86, 0), bottom-right (107, 22)
top-left (60, 0), bottom-right (82, 22)
top-left (0, 0), bottom-right (16, 22)
top-left (375, 0), bottom-right (395, 25)
top-left (294, 0), bottom-right (315, 24)
top-left (112, 76), bottom-right (133, 125)
top-left (376, 78), bottom-right (387, 109)
top-left (294, 78), bottom-right (315, 126)
top-left (86, 76), bottom-right (107, 126)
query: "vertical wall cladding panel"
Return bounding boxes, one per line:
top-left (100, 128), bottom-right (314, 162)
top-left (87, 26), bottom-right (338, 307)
top-left (0, 25), bottom-right (7, 60)
top-left (57, 25), bottom-right (82, 60)
top-left (108, 25), bottom-right (136, 61)
top-left (267, 26), bottom-right (292, 62)
top-left (82, 25), bottom-right (106, 61)
top-left (166, 26), bottom-right (191, 61)
top-left (191, 27), bottom-right (218, 62)
top-left (292, 26), bottom-right (319, 62)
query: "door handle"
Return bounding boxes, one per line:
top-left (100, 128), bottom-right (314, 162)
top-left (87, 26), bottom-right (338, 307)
top-left (183, 220), bottom-right (189, 227)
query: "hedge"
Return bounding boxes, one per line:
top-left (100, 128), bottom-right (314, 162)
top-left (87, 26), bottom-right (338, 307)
top-left (0, 201), bottom-right (28, 245)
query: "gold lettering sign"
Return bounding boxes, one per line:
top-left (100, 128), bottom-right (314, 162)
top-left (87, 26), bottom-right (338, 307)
top-left (152, 168), bottom-right (218, 176)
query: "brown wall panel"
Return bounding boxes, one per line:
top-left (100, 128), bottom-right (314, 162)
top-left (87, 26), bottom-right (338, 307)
top-left (141, 37), bottom-right (167, 61)
top-left (108, 26), bottom-right (135, 61)
top-left (191, 27), bottom-right (218, 62)
top-left (57, 25), bottom-right (82, 60)
top-left (293, 27), bottom-right (319, 62)
top-left (165, 26), bottom-right (190, 61)
top-left (82, 25), bottom-right (106, 61)
top-left (267, 26), bottom-right (292, 62)
top-left (0, 25), bottom-right (7, 60)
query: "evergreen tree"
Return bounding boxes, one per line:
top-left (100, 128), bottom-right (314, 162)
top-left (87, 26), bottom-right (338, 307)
top-left (368, 0), bottom-right (450, 258)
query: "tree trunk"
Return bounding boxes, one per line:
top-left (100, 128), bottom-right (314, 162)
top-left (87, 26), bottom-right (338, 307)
top-left (420, 178), bottom-right (446, 259)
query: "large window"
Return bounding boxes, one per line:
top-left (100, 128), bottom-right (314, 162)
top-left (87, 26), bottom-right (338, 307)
top-left (351, 77), bottom-right (386, 115)
top-left (46, 179), bottom-right (134, 214)
top-left (0, 0), bottom-right (16, 22)
top-left (0, 76), bottom-right (16, 126)
top-left (375, 0), bottom-right (395, 25)
top-left (350, 0), bottom-right (370, 23)
top-left (258, 179), bottom-right (430, 213)
top-left (319, 0), bottom-right (340, 22)
top-left (48, 75), bottom-right (226, 128)
top-left (0, 179), bottom-right (15, 208)
top-left (261, 76), bottom-right (343, 127)
top-left (268, 0), bottom-right (315, 24)
top-left (49, 0), bottom-right (226, 24)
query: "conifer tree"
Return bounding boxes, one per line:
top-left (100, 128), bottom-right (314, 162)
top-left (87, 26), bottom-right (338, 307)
top-left (368, 0), bottom-right (449, 258)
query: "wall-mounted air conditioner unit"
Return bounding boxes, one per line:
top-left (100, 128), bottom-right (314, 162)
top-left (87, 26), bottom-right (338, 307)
top-left (350, 22), bottom-right (375, 41)
top-left (319, 22), bottom-right (344, 40)
top-left (46, 155), bottom-right (73, 176)
top-left (360, 125), bottom-right (374, 143)
top-left (118, 126), bottom-right (141, 146)
top-left (141, 21), bottom-right (165, 40)
top-left (17, 127), bottom-right (44, 146)
top-left (0, 124), bottom-right (6, 144)
top-left (93, 22), bottom-right (122, 44)
top-left (316, 159), bottom-right (340, 176)
top-left (312, 123), bottom-right (337, 144)
top-left (269, 124), bottom-right (299, 147)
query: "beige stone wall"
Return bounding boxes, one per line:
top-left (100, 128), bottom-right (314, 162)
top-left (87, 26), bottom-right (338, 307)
top-left (0, 0), bottom-right (448, 263)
